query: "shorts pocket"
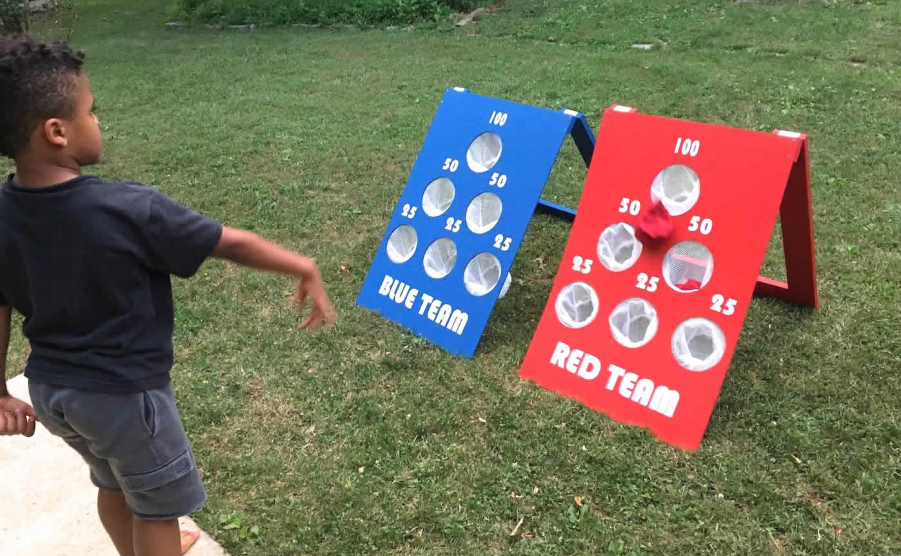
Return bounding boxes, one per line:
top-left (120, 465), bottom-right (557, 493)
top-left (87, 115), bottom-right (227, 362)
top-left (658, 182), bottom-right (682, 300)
top-left (119, 449), bottom-right (195, 492)
top-left (140, 391), bottom-right (158, 439)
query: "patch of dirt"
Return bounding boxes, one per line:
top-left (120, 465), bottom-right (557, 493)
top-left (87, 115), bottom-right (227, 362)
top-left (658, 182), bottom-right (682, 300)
top-left (247, 376), bottom-right (300, 421)
top-left (771, 535), bottom-right (787, 553)
top-left (735, 0), bottom-right (833, 3)
top-left (24, 0), bottom-right (57, 12)
top-left (802, 485), bottom-right (836, 514)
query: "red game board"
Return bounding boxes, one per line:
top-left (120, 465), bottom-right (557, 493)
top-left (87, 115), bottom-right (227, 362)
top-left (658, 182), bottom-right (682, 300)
top-left (519, 105), bottom-right (817, 450)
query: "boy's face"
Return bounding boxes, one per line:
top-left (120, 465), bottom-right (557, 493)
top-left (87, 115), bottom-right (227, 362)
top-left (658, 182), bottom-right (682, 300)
top-left (61, 74), bottom-right (103, 166)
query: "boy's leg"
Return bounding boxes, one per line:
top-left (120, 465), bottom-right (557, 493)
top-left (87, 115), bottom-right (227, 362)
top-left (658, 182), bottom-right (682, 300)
top-left (29, 381), bottom-right (206, 556)
top-left (29, 380), bottom-right (138, 555)
top-left (105, 384), bottom-right (206, 555)
top-left (98, 487), bottom-right (138, 556)
top-left (98, 487), bottom-right (200, 556)
top-left (133, 517), bottom-right (180, 556)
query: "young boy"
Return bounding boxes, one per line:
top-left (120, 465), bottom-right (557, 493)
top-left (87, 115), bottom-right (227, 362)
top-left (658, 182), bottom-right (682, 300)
top-left (0, 34), bottom-right (337, 555)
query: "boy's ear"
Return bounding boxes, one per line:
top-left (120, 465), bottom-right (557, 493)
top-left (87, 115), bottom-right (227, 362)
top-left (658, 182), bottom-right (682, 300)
top-left (41, 118), bottom-right (68, 148)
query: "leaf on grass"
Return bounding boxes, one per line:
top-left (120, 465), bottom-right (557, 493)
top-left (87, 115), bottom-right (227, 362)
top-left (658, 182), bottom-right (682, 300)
top-left (568, 500), bottom-right (589, 523)
top-left (510, 517), bottom-right (524, 537)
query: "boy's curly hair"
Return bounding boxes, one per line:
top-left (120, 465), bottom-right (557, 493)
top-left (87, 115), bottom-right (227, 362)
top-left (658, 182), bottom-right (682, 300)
top-left (0, 34), bottom-right (85, 159)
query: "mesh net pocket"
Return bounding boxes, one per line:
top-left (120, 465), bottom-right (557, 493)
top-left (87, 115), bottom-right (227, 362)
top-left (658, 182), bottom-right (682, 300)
top-left (650, 164), bottom-right (700, 216)
top-left (498, 272), bottom-right (513, 299)
top-left (422, 178), bottom-right (455, 217)
top-left (464, 252), bottom-right (502, 296)
top-left (386, 225), bottom-right (418, 263)
top-left (555, 281), bottom-right (599, 329)
top-left (466, 132), bottom-right (503, 173)
top-left (466, 192), bottom-right (502, 234)
top-left (609, 298), bottom-right (658, 348)
top-left (423, 238), bottom-right (457, 279)
top-left (597, 223), bottom-right (643, 272)
top-left (671, 318), bottom-right (726, 372)
top-left (662, 241), bottom-right (714, 292)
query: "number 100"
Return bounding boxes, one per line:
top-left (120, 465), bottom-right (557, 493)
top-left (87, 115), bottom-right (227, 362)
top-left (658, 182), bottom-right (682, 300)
top-left (675, 137), bottom-right (700, 157)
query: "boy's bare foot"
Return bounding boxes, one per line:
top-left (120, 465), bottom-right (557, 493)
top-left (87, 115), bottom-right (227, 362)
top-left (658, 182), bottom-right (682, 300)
top-left (181, 526), bottom-right (201, 554)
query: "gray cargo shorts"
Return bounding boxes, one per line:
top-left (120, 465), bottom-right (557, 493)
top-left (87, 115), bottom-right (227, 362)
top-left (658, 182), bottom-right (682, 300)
top-left (29, 380), bottom-right (207, 521)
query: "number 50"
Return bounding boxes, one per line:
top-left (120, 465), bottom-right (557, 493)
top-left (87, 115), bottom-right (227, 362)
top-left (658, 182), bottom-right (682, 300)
top-left (688, 216), bottom-right (713, 235)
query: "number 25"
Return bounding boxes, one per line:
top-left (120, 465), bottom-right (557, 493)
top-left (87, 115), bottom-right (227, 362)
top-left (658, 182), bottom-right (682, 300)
top-left (571, 256), bottom-right (593, 274)
top-left (711, 294), bottom-right (737, 316)
top-left (494, 234), bottom-right (512, 251)
top-left (636, 273), bottom-right (658, 292)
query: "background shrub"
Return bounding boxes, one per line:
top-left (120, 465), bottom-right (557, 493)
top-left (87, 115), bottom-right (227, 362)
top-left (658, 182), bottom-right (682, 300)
top-left (170, 0), bottom-right (493, 26)
top-left (1, 0), bottom-right (29, 33)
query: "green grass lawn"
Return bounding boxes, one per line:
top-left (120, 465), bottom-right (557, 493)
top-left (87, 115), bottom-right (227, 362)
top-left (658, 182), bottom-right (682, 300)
top-left (6, 0), bottom-right (901, 554)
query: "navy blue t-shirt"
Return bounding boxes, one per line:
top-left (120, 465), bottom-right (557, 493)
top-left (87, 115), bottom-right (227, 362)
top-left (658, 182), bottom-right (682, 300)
top-left (0, 175), bottom-right (223, 393)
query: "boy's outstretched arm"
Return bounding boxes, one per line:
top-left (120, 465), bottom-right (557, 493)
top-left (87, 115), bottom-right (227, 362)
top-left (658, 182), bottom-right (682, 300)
top-left (211, 226), bottom-right (337, 332)
top-left (0, 305), bottom-right (38, 437)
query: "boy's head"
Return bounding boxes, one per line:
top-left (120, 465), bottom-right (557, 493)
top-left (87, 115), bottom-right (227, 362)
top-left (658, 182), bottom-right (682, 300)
top-left (0, 34), bottom-right (101, 167)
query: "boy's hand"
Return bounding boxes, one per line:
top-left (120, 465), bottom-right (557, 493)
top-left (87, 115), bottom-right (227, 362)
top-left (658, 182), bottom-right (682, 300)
top-left (293, 269), bottom-right (336, 333)
top-left (0, 395), bottom-right (38, 437)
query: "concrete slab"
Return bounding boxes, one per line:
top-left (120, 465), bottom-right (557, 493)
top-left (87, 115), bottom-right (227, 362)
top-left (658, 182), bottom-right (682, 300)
top-left (0, 374), bottom-right (229, 556)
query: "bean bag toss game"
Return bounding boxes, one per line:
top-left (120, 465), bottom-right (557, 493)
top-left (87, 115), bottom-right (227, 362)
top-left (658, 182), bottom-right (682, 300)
top-left (356, 87), bottom-right (595, 358)
top-left (519, 104), bottom-right (818, 450)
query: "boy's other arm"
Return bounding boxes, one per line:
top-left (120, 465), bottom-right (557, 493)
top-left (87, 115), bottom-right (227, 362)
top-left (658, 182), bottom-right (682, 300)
top-left (0, 305), bottom-right (38, 437)
top-left (0, 305), bottom-right (8, 397)
top-left (211, 227), bottom-right (337, 332)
